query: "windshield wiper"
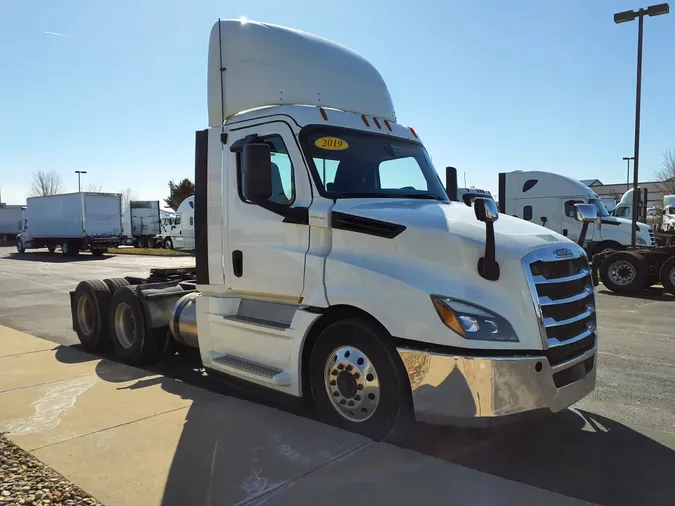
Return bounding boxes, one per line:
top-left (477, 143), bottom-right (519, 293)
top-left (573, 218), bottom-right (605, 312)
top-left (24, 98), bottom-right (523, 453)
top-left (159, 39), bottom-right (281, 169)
top-left (334, 193), bottom-right (447, 201)
top-left (397, 193), bottom-right (447, 201)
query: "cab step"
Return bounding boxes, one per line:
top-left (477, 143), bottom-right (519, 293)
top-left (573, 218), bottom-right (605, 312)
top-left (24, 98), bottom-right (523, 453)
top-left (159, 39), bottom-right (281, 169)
top-left (212, 354), bottom-right (291, 385)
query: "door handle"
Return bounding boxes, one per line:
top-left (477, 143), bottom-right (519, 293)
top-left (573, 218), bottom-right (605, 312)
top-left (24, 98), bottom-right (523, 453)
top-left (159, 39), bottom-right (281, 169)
top-left (232, 250), bottom-right (243, 277)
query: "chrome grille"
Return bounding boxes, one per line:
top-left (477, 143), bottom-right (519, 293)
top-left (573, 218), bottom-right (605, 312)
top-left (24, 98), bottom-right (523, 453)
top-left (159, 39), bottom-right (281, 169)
top-left (522, 247), bottom-right (597, 352)
top-left (649, 227), bottom-right (656, 246)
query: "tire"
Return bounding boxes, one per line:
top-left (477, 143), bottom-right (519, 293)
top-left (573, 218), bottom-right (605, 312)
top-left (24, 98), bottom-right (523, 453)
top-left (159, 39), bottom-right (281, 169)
top-left (660, 256), bottom-right (675, 295)
top-left (146, 237), bottom-right (155, 249)
top-left (62, 241), bottom-right (79, 256)
top-left (139, 237), bottom-right (147, 249)
top-left (308, 318), bottom-right (409, 441)
top-left (133, 239), bottom-right (140, 248)
top-left (599, 251), bottom-right (647, 293)
top-left (16, 238), bottom-right (25, 254)
top-left (593, 241), bottom-right (624, 257)
top-left (91, 249), bottom-right (105, 257)
top-left (47, 245), bottom-right (56, 253)
top-left (73, 280), bottom-right (112, 352)
top-left (164, 238), bottom-right (173, 250)
top-left (108, 286), bottom-right (163, 364)
top-left (103, 277), bottom-right (130, 295)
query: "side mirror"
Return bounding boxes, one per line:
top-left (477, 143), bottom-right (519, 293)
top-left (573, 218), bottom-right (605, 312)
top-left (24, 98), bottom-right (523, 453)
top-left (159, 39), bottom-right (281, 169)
top-left (473, 197), bottom-right (499, 223)
top-left (473, 197), bottom-right (499, 281)
top-left (242, 143), bottom-right (272, 202)
top-left (574, 203), bottom-right (597, 223)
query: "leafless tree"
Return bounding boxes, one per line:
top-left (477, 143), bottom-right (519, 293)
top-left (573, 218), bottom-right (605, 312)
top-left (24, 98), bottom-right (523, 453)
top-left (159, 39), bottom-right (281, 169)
top-left (653, 149), bottom-right (675, 195)
top-left (121, 188), bottom-right (138, 209)
top-left (84, 184), bottom-right (103, 192)
top-left (29, 170), bottom-right (64, 196)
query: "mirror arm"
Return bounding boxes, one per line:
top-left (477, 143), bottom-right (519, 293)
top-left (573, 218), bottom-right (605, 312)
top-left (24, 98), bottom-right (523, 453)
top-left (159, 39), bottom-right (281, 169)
top-left (478, 222), bottom-right (500, 281)
top-left (577, 222), bottom-right (589, 247)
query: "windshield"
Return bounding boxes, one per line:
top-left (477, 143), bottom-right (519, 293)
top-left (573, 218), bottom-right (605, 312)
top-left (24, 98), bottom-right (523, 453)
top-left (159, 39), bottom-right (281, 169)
top-left (301, 127), bottom-right (448, 201)
top-left (613, 205), bottom-right (630, 218)
top-left (589, 198), bottom-right (610, 217)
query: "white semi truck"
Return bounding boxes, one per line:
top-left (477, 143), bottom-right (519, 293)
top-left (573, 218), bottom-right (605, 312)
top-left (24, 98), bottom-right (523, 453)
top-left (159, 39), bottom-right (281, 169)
top-left (68, 20), bottom-right (599, 439)
top-left (121, 200), bottom-right (162, 248)
top-left (162, 196), bottom-right (194, 250)
top-left (17, 192), bottom-right (122, 256)
top-left (499, 170), bottom-right (654, 255)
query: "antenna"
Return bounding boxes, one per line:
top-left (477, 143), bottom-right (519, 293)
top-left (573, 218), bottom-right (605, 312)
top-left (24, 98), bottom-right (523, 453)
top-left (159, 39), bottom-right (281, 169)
top-left (217, 19), bottom-right (226, 131)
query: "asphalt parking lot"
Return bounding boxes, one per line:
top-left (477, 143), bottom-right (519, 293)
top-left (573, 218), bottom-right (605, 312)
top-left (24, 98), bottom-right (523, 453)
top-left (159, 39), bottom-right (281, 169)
top-left (0, 246), bottom-right (673, 506)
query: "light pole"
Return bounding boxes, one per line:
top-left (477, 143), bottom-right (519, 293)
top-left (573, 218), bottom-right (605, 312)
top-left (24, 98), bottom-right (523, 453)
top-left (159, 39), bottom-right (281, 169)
top-left (614, 3), bottom-right (669, 247)
top-left (75, 171), bottom-right (87, 192)
top-left (622, 156), bottom-right (634, 191)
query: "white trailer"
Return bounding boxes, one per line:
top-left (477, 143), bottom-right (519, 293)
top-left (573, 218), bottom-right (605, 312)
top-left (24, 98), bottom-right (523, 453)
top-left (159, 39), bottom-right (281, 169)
top-left (0, 205), bottom-right (24, 237)
top-left (499, 171), bottom-right (654, 255)
top-left (121, 200), bottom-right (162, 248)
top-left (69, 20), bottom-right (599, 440)
top-left (17, 193), bottom-right (122, 256)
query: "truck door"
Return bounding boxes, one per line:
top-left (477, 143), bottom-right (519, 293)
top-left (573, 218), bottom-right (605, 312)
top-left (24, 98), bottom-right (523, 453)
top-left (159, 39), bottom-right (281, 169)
top-left (562, 199), bottom-right (593, 243)
top-left (172, 214), bottom-right (185, 249)
top-left (225, 122), bottom-right (311, 299)
top-left (185, 213), bottom-right (195, 249)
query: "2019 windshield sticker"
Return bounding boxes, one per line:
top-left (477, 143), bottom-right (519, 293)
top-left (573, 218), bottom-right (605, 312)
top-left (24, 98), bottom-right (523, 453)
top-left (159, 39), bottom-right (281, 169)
top-left (314, 137), bottom-right (349, 151)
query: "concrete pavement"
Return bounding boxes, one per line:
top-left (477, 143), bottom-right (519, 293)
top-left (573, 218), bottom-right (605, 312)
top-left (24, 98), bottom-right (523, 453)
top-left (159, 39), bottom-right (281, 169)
top-left (0, 325), bottom-right (595, 505)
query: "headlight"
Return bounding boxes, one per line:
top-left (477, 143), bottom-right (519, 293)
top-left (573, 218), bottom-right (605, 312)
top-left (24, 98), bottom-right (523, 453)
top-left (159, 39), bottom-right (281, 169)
top-left (430, 296), bottom-right (518, 342)
top-left (636, 236), bottom-right (647, 245)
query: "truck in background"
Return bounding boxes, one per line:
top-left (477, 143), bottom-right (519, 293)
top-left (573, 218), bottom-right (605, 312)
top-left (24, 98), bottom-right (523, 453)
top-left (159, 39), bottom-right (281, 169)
top-left (162, 196), bottom-right (194, 250)
top-left (17, 193), bottom-right (122, 256)
top-left (68, 20), bottom-right (599, 440)
top-left (0, 203), bottom-right (25, 240)
top-left (456, 187), bottom-right (495, 206)
top-left (121, 200), bottom-right (162, 248)
top-left (498, 170), bottom-right (654, 255)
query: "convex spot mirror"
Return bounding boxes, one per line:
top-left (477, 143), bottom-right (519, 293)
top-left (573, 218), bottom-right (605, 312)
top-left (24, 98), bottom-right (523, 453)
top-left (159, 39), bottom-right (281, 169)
top-left (474, 197), bottom-right (499, 223)
top-left (574, 203), bottom-right (597, 223)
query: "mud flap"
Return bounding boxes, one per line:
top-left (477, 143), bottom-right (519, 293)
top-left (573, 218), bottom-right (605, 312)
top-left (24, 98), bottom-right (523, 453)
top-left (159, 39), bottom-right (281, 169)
top-left (591, 255), bottom-right (602, 287)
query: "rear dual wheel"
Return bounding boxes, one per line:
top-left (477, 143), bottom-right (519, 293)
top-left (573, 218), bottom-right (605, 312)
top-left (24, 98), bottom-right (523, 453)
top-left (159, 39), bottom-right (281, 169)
top-left (73, 278), bottom-right (129, 352)
top-left (599, 251), bottom-right (646, 293)
top-left (660, 256), bottom-right (675, 295)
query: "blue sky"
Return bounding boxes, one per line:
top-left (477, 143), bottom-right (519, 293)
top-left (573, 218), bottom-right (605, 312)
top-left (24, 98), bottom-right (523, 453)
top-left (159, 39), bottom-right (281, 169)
top-left (1, 0), bottom-right (673, 204)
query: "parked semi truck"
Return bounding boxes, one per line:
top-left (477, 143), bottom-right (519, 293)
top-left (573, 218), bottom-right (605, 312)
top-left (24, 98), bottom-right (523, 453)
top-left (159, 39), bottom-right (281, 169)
top-left (17, 193), bottom-right (122, 256)
top-left (498, 170), bottom-right (654, 255)
top-left (162, 196), bottom-right (194, 250)
top-left (69, 20), bottom-right (599, 439)
top-left (121, 200), bottom-right (162, 248)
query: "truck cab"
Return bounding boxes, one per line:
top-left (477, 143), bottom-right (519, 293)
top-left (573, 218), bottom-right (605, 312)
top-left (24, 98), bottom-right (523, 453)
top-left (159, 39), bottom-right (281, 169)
top-left (70, 20), bottom-right (599, 439)
top-left (165, 196), bottom-right (194, 250)
top-left (499, 171), bottom-right (654, 254)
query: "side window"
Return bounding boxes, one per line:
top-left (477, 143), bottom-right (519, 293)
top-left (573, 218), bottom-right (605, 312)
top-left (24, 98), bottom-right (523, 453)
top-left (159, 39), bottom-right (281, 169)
top-left (523, 205), bottom-right (533, 221)
top-left (565, 200), bottom-right (583, 218)
top-left (378, 157), bottom-right (429, 191)
top-left (238, 135), bottom-right (295, 206)
top-left (189, 216), bottom-right (194, 226)
top-left (614, 206), bottom-right (630, 218)
top-left (174, 215), bottom-right (182, 225)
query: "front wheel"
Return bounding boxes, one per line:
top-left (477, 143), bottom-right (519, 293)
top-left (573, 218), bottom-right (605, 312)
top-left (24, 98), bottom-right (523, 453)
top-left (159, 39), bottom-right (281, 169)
top-left (660, 256), bottom-right (675, 295)
top-left (164, 238), bottom-right (173, 249)
top-left (599, 251), bottom-right (646, 293)
top-left (309, 318), bottom-right (409, 441)
top-left (16, 238), bottom-right (25, 254)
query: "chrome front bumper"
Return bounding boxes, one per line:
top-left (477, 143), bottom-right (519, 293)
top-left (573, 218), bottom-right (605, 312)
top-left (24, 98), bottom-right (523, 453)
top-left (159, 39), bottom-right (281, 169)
top-left (397, 343), bottom-right (597, 425)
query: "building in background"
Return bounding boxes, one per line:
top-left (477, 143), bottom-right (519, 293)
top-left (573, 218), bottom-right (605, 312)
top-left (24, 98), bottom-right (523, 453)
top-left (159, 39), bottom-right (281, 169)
top-left (582, 178), bottom-right (673, 209)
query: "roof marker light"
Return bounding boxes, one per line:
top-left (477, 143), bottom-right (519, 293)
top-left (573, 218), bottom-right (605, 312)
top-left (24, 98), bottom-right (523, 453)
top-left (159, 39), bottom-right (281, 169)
top-left (373, 117), bottom-right (381, 129)
top-left (320, 107), bottom-right (328, 121)
top-left (361, 114), bottom-right (370, 127)
top-left (384, 119), bottom-right (392, 131)
top-left (409, 127), bottom-right (418, 138)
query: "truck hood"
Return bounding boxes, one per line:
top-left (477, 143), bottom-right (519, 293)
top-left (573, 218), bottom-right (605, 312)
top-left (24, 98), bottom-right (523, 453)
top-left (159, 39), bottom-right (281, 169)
top-left (599, 215), bottom-right (651, 243)
top-left (325, 198), bottom-right (583, 350)
top-left (332, 198), bottom-right (571, 257)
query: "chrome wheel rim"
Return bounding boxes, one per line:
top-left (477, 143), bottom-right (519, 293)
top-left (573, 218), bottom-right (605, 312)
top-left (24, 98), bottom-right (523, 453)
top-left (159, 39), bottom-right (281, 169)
top-left (670, 266), bottom-right (675, 287)
top-left (114, 302), bottom-right (136, 349)
top-left (608, 260), bottom-right (636, 286)
top-left (324, 346), bottom-right (380, 422)
top-left (76, 296), bottom-right (95, 336)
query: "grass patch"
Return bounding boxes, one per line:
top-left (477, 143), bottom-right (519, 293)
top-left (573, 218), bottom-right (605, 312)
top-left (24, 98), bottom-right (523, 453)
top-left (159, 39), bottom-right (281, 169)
top-left (108, 247), bottom-right (193, 257)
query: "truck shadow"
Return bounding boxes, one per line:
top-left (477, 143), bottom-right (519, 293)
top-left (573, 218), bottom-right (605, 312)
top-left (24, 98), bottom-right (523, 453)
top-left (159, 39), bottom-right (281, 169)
top-left (53, 344), bottom-right (675, 506)
top-left (597, 288), bottom-right (675, 302)
top-left (5, 252), bottom-right (114, 263)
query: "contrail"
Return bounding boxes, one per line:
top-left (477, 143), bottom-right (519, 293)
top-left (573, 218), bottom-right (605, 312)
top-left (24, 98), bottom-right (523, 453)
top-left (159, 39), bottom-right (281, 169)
top-left (44, 31), bottom-right (66, 37)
